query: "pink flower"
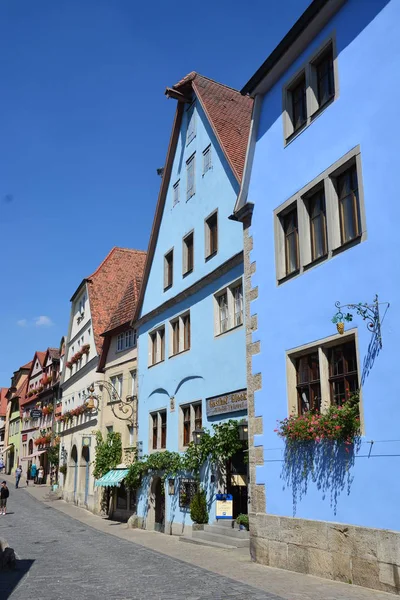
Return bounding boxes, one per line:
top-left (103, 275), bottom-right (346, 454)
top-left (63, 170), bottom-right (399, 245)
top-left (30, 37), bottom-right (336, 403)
top-left (335, 426), bottom-right (341, 430)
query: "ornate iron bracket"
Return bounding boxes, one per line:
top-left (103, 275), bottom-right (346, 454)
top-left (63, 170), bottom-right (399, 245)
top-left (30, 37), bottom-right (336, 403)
top-left (332, 294), bottom-right (389, 348)
top-left (87, 380), bottom-right (137, 426)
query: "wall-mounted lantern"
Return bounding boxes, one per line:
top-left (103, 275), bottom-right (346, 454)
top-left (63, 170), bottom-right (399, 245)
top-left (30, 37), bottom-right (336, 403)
top-left (238, 421), bottom-right (248, 442)
top-left (168, 478), bottom-right (175, 495)
top-left (192, 429), bottom-right (204, 445)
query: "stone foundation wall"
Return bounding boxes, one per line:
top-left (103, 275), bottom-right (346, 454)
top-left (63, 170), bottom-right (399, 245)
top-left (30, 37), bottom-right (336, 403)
top-left (250, 512), bottom-right (400, 595)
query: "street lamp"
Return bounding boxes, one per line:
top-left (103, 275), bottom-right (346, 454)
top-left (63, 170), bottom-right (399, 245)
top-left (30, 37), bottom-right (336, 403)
top-left (192, 429), bottom-right (204, 445)
top-left (238, 421), bottom-right (248, 442)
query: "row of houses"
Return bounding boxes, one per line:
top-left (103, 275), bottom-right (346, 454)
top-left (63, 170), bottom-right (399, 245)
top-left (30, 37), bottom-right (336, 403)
top-left (2, 0), bottom-right (400, 594)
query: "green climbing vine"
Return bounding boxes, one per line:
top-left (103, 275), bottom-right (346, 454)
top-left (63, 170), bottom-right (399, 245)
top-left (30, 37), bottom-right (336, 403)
top-left (125, 419), bottom-right (244, 490)
top-left (93, 431), bottom-right (122, 479)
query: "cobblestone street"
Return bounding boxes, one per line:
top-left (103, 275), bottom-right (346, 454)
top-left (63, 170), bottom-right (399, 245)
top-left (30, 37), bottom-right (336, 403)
top-left (0, 484), bottom-right (395, 600)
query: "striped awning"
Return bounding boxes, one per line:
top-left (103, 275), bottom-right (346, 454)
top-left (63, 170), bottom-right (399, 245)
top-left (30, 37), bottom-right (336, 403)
top-left (95, 469), bottom-right (128, 488)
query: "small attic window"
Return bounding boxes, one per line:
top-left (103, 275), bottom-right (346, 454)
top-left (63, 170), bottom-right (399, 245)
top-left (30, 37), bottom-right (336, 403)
top-left (186, 107), bottom-right (196, 145)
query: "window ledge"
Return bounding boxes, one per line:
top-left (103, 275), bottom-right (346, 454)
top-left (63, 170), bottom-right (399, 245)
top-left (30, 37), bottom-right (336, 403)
top-left (310, 95), bottom-right (335, 121)
top-left (182, 269), bottom-right (193, 278)
top-left (205, 251), bottom-right (217, 263)
top-left (186, 192), bottom-right (195, 202)
top-left (303, 254), bottom-right (329, 271)
top-left (332, 235), bottom-right (362, 256)
top-left (163, 284), bottom-right (172, 292)
top-left (215, 322), bottom-right (244, 338)
top-left (277, 269), bottom-right (300, 285)
top-left (148, 360), bottom-right (165, 369)
top-left (169, 348), bottom-right (190, 360)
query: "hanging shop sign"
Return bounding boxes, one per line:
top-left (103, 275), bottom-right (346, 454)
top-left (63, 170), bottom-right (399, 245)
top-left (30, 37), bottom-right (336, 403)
top-left (215, 493), bottom-right (233, 520)
top-left (206, 389), bottom-right (247, 417)
top-left (30, 409), bottom-right (42, 419)
top-left (82, 436), bottom-right (91, 447)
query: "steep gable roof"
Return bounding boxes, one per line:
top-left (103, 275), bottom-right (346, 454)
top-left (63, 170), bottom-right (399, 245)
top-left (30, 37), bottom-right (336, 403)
top-left (0, 388), bottom-right (8, 417)
top-left (86, 247), bottom-right (146, 355)
top-left (134, 73), bottom-right (253, 322)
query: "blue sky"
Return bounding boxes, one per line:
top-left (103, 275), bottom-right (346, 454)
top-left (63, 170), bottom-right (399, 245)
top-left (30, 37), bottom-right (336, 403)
top-left (0, 0), bottom-right (311, 385)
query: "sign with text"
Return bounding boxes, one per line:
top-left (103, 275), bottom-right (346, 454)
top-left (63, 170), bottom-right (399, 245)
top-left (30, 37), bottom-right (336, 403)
top-left (215, 494), bottom-right (233, 520)
top-left (206, 389), bottom-right (247, 417)
top-left (30, 409), bottom-right (42, 419)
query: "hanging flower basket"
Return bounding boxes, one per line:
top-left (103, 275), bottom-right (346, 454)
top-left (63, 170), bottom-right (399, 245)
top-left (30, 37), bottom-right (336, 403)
top-left (66, 361), bottom-right (73, 370)
top-left (82, 344), bottom-right (90, 355)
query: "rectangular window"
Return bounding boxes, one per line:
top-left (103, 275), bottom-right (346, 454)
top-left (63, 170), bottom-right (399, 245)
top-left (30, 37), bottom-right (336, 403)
top-left (183, 313), bottom-right (191, 351)
top-left (149, 326), bottom-right (165, 366)
top-left (171, 319), bottom-right (180, 356)
top-left (181, 401), bottom-right (203, 448)
top-left (194, 403), bottom-right (202, 431)
top-left (214, 278), bottom-right (244, 336)
top-left (218, 293), bottom-right (229, 334)
top-left (130, 370), bottom-right (136, 397)
top-left (203, 145), bottom-right (211, 174)
top-left (160, 410), bottom-right (167, 449)
top-left (186, 154), bottom-right (196, 200)
top-left (183, 406), bottom-right (191, 447)
top-left (187, 108), bottom-right (196, 145)
top-left (152, 413), bottom-right (158, 450)
top-left (159, 328), bottom-right (165, 362)
top-left (315, 44), bottom-right (334, 109)
top-left (173, 180), bottom-right (180, 206)
top-left (233, 284), bottom-right (243, 327)
top-left (150, 332), bottom-right (158, 365)
top-left (307, 188), bottom-right (327, 260)
top-left (329, 340), bottom-right (358, 406)
top-left (337, 165), bottom-right (360, 244)
top-left (116, 374), bottom-right (123, 398)
top-left (290, 75), bottom-right (307, 133)
top-left (283, 207), bottom-right (299, 275)
top-left (164, 250), bottom-right (173, 291)
top-left (205, 211), bottom-right (218, 259)
top-left (183, 232), bottom-right (194, 275)
top-left (296, 352), bottom-right (321, 414)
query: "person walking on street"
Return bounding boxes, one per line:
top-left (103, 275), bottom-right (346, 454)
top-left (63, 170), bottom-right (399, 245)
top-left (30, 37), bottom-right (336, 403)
top-left (15, 465), bottom-right (22, 489)
top-left (0, 481), bottom-right (9, 515)
top-left (0, 457), bottom-right (5, 474)
top-left (30, 462), bottom-right (37, 484)
top-left (38, 465), bottom-right (44, 485)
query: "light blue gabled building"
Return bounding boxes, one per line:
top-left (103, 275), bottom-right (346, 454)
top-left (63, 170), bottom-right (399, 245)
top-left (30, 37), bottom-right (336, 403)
top-left (234, 0), bottom-right (400, 593)
top-left (133, 73), bottom-right (253, 535)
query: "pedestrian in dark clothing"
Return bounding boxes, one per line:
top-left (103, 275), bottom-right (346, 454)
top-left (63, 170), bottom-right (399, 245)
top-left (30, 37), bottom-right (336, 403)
top-left (1, 481), bottom-right (9, 515)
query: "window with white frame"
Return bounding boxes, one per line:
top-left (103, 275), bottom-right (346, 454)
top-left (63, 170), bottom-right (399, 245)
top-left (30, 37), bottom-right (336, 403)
top-left (130, 370), bottom-right (137, 397)
top-left (186, 154), bottom-right (196, 200)
top-left (183, 231), bottom-right (194, 275)
top-left (286, 332), bottom-right (360, 417)
top-left (203, 145), bottom-right (211, 174)
top-left (283, 37), bottom-right (338, 143)
top-left (169, 311), bottom-right (191, 356)
top-left (180, 402), bottom-right (202, 448)
top-left (117, 329), bottom-right (136, 352)
top-left (149, 326), bottom-right (165, 366)
top-left (274, 147), bottom-right (365, 283)
top-left (110, 374), bottom-right (123, 399)
top-left (186, 107), bottom-right (196, 145)
top-left (173, 180), bottom-right (180, 206)
top-left (214, 280), bottom-right (243, 335)
top-left (150, 409), bottom-right (167, 451)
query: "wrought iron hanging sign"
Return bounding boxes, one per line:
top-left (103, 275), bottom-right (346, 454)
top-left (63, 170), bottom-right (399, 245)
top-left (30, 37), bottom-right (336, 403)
top-left (331, 294), bottom-right (389, 348)
top-left (86, 380), bottom-right (137, 425)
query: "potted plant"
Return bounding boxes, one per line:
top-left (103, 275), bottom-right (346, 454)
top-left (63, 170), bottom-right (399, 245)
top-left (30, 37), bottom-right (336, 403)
top-left (59, 464), bottom-right (67, 476)
top-left (236, 514), bottom-right (249, 531)
top-left (190, 489), bottom-right (209, 529)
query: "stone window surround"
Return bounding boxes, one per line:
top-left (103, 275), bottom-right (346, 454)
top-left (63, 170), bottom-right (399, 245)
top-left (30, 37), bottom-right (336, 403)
top-left (282, 32), bottom-right (339, 145)
top-left (169, 310), bottom-right (191, 358)
top-left (148, 408), bottom-right (167, 453)
top-left (163, 247), bottom-right (174, 291)
top-left (213, 277), bottom-right (244, 337)
top-left (178, 400), bottom-right (202, 451)
top-left (285, 328), bottom-right (364, 431)
top-left (204, 208), bottom-right (218, 261)
top-left (182, 230), bottom-right (194, 277)
top-left (148, 325), bottom-right (165, 367)
top-left (274, 145), bottom-right (366, 285)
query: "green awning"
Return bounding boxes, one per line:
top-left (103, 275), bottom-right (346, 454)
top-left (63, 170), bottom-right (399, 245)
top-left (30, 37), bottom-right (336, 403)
top-left (95, 469), bottom-right (128, 488)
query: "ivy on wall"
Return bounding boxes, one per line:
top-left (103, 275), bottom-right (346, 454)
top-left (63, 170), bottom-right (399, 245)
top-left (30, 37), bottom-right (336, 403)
top-left (93, 431), bottom-right (122, 479)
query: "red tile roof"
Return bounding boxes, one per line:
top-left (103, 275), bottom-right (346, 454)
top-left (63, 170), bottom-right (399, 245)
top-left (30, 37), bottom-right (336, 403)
top-left (36, 351), bottom-right (46, 366)
top-left (20, 361), bottom-right (33, 370)
top-left (0, 388), bottom-right (8, 417)
top-left (171, 72), bottom-right (253, 182)
top-left (87, 247), bottom-right (146, 354)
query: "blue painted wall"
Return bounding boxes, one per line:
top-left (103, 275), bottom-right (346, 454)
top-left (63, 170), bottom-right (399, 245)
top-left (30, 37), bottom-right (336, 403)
top-left (248, 0), bottom-right (400, 530)
top-left (137, 97), bottom-right (246, 527)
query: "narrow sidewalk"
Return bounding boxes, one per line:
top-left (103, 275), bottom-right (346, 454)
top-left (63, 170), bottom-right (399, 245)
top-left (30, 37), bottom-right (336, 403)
top-left (5, 476), bottom-right (395, 600)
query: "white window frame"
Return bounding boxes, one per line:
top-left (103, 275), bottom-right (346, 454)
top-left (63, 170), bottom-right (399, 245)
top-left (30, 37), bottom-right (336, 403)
top-left (274, 146), bottom-right (366, 284)
top-left (203, 145), bottom-right (212, 174)
top-left (179, 401), bottom-right (202, 450)
top-left (117, 329), bottom-right (137, 353)
top-left (169, 311), bottom-right (190, 357)
top-left (148, 326), bottom-right (165, 367)
top-left (110, 374), bottom-right (123, 400)
top-left (283, 35), bottom-right (339, 144)
top-left (214, 279), bottom-right (244, 336)
top-left (286, 330), bottom-right (363, 429)
top-left (130, 370), bottom-right (137, 397)
top-left (149, 409), bottom-right (167, 452)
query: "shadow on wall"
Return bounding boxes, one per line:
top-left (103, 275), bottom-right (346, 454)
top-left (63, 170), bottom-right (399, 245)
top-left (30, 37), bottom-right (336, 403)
top-left (281, 439), bottom-right (360, 516)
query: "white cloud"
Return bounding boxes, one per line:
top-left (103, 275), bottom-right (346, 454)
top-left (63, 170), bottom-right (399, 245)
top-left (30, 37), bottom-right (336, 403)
top-left (34, 315), bottom-right (54, 327)
top-left (17, 319), bottom-right (28, 327)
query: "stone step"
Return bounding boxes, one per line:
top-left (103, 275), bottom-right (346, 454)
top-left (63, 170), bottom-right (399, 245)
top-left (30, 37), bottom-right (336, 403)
top-left (204, 524), bottom-right (249, 539)
top-left (192, 530), bottom-right (249, 548)
top-left (179, 536), bottom-right (237, 550)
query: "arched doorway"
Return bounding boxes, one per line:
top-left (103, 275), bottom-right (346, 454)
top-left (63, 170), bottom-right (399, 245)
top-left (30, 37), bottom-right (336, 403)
top-left (71, 445), bottom-right (78, 502)
top-left (81, 447), bottom-right (90, 506)
top-left (151, 476), bottom-right (165, 533)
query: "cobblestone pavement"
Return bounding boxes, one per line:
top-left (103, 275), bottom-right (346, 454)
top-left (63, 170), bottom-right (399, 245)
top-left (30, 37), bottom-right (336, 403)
top-left (0, 482), bottom-right (395, 600)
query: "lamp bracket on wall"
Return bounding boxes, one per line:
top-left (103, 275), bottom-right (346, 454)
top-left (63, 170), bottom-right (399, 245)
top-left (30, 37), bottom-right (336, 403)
top-left (331, 294), bottom-right (390, 348)
top-left (87, 380), bottom-right (137, 425)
